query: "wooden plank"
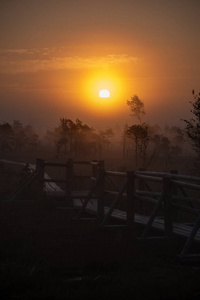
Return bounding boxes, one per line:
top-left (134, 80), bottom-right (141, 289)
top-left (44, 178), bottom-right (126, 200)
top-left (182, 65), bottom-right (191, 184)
top-left (141, 192), bottom-right (165, 238)
top-left (105, 171), bottom-right (126, 177)
top-left (137, 170), bottom-right (200, 183)
top-left (172, 195), bottom-right (200, 206)
top-left (97, 168), bottom-right (105, 223)
top-left (136, 174), bottom-right (162, 183)
top-left (73, 160), bottom-right (93, 164)
top-left (72, 199), bottom-right (200, 243)
top-left (136, 190), bottom-right (161, 198)
top-left (46, 190), bottom-right (97, 199)
top-left (104, 190), bottom-right (127, 197)
top-left (172, 180), bottom-right (200, 191)
top-left (163, 176), bottom-right (173, 237)
top-left (45, 162), bottom-right (67, 167)
top-left (126, 171), bottom-right (135, 227)
top-left (101, 180), bottom-right (127, 226)
top-left (44, 179), bottom-right (66, 183)
top-left (172, 203), bottom-right (200, 215)
top-left (135, 195), bottom-right (160, 205)
top-left (180, 215), bottom-right (200, 255)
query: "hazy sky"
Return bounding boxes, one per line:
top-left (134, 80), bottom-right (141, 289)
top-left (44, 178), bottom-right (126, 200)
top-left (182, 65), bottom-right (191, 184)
top-left (0, 0), bottom-right (200, 133)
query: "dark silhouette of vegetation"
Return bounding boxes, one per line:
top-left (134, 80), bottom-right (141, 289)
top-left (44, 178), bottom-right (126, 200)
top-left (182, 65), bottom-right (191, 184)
top-left (127, 95), bottom-right (145, 124)
top-left (126, 123), bottom-right (149, 169)
top-left (98, 128), bottom-right (114, 159)
top-left (0, 121), bottom-right (39, 153)
top-left (12, 120), bottom-right (27, 151)
top-left (124, 95), bottom-right (187, 171)
top-left (183, 90), bottom-right (200, 156)
top-left (125, 95), bottom-right (153, 169)
top-left (46, 118), bottom-right (114, 160)
top-left (0, 94), bottom-right (194, 174)
top-left (0, 122), bottom-right (14, 151)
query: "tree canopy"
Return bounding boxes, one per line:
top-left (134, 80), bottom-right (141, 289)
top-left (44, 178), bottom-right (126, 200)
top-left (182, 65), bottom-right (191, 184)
top-left (183, 90), bottom-right (200, 155)
top-left (127, 95), bottom-right (145, 124)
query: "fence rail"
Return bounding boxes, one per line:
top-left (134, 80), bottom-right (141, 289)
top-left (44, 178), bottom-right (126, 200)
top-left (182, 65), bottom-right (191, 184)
top-left (9, 158), bottom-right (200, 260)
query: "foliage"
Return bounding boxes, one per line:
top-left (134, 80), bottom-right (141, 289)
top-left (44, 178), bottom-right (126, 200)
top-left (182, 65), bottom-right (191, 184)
top-left (126, 95), bottom-right (148, 168)
top-left (55, 118), bottom-right (95, 158)
top-left (0, 120), bottom-right (39, 152)
top-left (126, 123), bottom-right (150, 168)
top-left (0, 122), bottom-right (14, 151)
top-left (12, 120), bottom-right (27, 150)
top-left (183, 90), bottom-right (200, 155)
top-left (127, 95), bottom-right (145, 123)
top-left (98, 128), bottom-right (114, 159)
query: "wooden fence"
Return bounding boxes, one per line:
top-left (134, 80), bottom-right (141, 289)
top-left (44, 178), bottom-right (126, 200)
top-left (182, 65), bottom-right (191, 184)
top-left (10, 158), bottom-right (200, 260)
top-left (73, 166), bottom-right (200, 259)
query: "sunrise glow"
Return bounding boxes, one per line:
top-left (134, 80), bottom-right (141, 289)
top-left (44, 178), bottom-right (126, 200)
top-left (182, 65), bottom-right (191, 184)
top-left (99, 89), bottom-right (110, 98)
top-left (78, 69), bottom-right (128, 118)
top-left (0, 1), bottom-right (198, 132)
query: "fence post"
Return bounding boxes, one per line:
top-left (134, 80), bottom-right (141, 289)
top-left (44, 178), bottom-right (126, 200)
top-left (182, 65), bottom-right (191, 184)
top-left (99, 160), bottom-right (104, 169)
top-left (97, 167), bottom-right (105, 223)
top-left (163, 176), bottom-right (173, 238)
top-left (66, 158), bottom-right (73, 207)
top-left (180, 214), bottom-right (200, 257)
top-left (36, 158), bottom-right (45, 200)
top-left (126, 171), bottom-right (135, 226)
top-left (92, 160), bottom-right (98, 177)
top-left (138, 168), bottom-right (145, 214)
top-left (170, 170), bottom-right (179, 221)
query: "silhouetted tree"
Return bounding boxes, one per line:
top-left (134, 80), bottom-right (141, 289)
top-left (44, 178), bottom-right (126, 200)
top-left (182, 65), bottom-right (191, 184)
top-left (56, 118), bottom-right (94, 158)
top-left (182, 90), bottom-right (200, 155)
top-left (56, 118), bottom-right (71, 156)
top-left (122, 123), bottom-right (129, 159)
top-left (126, 95), bottom-right (148, 168)
top-left (73, 119), bottom-right (93, 157)
top-left (23, 125), bottom-right (39, 150)
top-left (44, 129), bottom-right (56, 147)
top-left (127, 95), bottom-right (145, 124)
top-left (98, 128), bottom-right (114, 159)
top-left (12, 120), bottom-right (27, 151)
top-left (126, 123), bottom-right (149, 169)
top-left (0, 122), bottom-right (14, 151)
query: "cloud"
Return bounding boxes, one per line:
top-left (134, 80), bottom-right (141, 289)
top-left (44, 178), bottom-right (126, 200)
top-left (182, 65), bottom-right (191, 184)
top-left (0, 48), bottom-right (138, 74)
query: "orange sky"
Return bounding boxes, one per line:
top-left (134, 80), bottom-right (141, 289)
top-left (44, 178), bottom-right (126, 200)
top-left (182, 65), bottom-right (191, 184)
top-left (0, 0), bottom-right (200, 133)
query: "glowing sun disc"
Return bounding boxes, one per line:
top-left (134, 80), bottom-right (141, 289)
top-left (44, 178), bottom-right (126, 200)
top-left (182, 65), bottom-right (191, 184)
top-left (99, 89), bottom-right (110, 98)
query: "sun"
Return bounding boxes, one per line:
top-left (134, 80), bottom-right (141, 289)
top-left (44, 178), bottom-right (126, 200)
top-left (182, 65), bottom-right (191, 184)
top-left (99, 89), bottom-right (110, 98)
top-left (80, 70), bottom-right (127, 117)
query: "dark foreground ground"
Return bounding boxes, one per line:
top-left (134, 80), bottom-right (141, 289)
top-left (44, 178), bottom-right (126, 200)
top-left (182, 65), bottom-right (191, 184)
top-left (1, 198), bottom-right (200, 300)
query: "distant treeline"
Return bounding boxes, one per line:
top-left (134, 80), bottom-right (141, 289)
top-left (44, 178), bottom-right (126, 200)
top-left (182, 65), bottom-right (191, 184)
top-left (0, 118), bottom-right (114, 159)
top-left (0, 117), bottom-right (191, 170)
top-left (1, 91), bottom-right (199, 173)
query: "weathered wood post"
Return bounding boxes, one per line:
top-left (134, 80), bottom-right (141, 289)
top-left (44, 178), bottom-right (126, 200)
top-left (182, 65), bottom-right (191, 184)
top-left (99, 160), bottom-right (104, 169)
top-left (180, 214), bottom-right (200, 257)
top-left (163, 176), bottom-right (173, 238)
top-left (91, 160), bottom-right (98, 192)
top-left (65, 158), bottom-right (73, 207)
top-left (126, 171), bottom-right (136, 226)
top-left (36, 158), bottom-right (45, 200)
top-left (92, 160), bottom-right (98, 177)
top-left (97, 167), bottom-right (105, 224)
top-left (138, 168), bottom-right (145, 214)
top-left (170, 170), bottom-right (178, 221)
